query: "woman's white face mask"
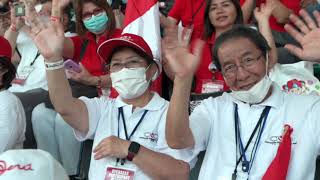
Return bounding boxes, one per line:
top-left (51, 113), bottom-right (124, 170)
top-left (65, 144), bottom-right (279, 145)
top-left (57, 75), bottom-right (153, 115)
top-left (110, 65), bottom-right (154, 99)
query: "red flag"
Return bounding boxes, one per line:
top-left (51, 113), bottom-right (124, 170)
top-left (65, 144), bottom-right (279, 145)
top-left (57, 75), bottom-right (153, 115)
top-left (262, 125), bottom-right (293, 180)
top-left (122, 0), bottom-right (162, 95)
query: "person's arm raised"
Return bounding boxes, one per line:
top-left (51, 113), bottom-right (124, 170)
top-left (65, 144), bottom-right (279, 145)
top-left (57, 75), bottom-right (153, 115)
top-left (22, 0), bottom-right (89, 134)
top-left (241, 0), bottom-right (255, 23)
top-left (4, 3), bottom-right (25, 55)
top-left (51, 0), bottom-right (74, 58)
top-left (254, 3), bottom-right (278, 69)
top-left (267, 0), bottom-right (293, 24)
top-left (284, 9), bottom-right (320, 62)
top-left (163, 25), bottom-right (204, 149)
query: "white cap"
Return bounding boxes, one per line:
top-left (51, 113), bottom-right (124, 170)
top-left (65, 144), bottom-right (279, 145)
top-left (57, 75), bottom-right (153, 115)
top-left (0, 149), bottom-right (69, 180)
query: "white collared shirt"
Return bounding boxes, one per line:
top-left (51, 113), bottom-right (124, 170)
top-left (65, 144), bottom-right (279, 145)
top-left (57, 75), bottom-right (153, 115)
top-left (75, 93), bottom-right (195, 180)
top-left (189, 84), bottom-right (320, 180)
top-left (0, 90), bottom-right (26, 152)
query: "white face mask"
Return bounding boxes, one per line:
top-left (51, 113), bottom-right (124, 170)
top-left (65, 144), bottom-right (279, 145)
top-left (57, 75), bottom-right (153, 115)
top-left (230, 75), bottom-right (272, 104)
top-left (110, 67), bottom-right (151, 99)
top-left (230, 52), bottom-right (272, 104)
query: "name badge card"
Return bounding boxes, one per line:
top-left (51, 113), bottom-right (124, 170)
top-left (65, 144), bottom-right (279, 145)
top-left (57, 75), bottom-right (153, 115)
top-left (105, 166), bottom-right (135, 180)
top-left (13, 66), bottom-right (35, 85)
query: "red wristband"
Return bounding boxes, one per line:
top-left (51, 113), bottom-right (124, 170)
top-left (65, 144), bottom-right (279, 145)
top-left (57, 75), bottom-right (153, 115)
top-left (50, 16), bottom-right (60, 22)
top-left (10, 25), bottom-right (17, 32)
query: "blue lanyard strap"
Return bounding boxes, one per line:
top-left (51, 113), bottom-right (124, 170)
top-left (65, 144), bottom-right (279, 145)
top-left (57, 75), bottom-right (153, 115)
top-left (117, 107), bottom-right (148, 140)
top-left (233, 104), bottom-right (271, 177)
top-left (116, 107), bottom-right (148, 165)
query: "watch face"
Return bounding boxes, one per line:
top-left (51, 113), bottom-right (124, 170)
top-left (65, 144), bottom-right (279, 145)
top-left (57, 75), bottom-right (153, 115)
top-left (127, 142), bottom-right (140, 161)
top-left (128, 142), bottom-right (140, 154)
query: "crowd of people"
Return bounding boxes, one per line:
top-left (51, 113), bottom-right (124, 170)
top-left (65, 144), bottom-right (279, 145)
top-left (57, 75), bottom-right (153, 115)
top-left (1, 0), bottom-right (320, 179)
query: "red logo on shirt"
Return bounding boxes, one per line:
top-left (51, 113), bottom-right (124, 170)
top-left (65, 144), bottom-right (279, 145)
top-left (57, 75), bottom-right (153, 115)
top-left (0, 160), bottom-right (33, 175)
top-left (140, 132), bottom-right (158, 142)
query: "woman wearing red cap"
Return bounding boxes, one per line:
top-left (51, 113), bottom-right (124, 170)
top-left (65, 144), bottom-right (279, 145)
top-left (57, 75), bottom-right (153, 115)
top-left (23, 1), bottom-right (195, 179)
top-left (0, 36), bottom-right (26, 153)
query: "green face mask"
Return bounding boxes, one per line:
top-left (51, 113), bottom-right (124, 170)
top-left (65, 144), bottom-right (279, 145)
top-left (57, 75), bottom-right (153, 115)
top-left (83, 12), bottom-right (109, 34)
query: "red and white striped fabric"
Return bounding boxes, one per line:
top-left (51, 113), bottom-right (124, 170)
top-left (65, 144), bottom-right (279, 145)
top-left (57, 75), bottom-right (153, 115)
top-left (122, 0), bottom-right (163, 94)
top-left (122, 0), bottom-right (162, 72)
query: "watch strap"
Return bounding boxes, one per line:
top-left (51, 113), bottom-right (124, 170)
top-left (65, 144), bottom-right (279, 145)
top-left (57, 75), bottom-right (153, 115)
top-left (127, 141), bottom-right (140, 161)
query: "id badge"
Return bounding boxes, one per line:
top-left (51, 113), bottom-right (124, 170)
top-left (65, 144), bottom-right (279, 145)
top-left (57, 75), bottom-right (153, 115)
top-left (12, 78), bottom-right (26, 85)
top-left (201, 79), bottom-right (224, 93)
top-left (19, 66), bottom-right (35, 80)
top-left (105, 166), bottom-right (135, 180)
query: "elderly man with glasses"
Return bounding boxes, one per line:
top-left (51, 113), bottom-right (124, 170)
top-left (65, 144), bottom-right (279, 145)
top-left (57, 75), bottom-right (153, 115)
top-left (164, 8), bottom-right (320, 180)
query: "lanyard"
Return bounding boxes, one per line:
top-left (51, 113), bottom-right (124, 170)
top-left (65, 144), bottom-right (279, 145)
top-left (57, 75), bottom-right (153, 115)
top-left (116, 107), bottom-right (148, 165)
top-left (232, 104), bottom-right (271, 179)
top-left (29, 51), bottom-right (40, 66)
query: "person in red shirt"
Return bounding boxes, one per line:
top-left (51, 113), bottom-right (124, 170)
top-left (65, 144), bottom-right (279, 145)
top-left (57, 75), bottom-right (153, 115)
top-left (164, 0), bottom-right (243, 93)
top-left (240, 0), bottom-right (300, 32)
top-left (197, 0), bottom-right (244, 93)
top-left (167, 0), bottom-right (206, 42)
top-left (62, 0), bottom-right (119, 96)
top-left (240, 0), bottom-right (302, 64)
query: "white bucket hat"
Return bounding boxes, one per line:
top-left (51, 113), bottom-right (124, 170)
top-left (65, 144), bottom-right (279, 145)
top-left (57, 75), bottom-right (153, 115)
top-left (0, 149), bottom-right (69, 180)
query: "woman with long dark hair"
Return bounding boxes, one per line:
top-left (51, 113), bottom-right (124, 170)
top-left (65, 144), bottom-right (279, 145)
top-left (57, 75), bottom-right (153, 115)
top-left (194, 0), bottom-right (243, 93)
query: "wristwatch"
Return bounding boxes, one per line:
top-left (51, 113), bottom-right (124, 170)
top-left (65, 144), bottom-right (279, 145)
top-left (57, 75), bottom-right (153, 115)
top-left (127, 141), bottom-right (141, 161)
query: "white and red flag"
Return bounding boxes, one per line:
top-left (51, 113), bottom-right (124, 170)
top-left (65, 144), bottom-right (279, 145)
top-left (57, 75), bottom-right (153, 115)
top-left (122, 0), bottom-right (162, 93)
top-left (123, 0), bottom-right (162, 69)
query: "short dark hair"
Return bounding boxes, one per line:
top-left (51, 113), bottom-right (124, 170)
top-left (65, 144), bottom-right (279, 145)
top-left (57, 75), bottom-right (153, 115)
top-left (107, 46), bottom-right (154, 65)
top-left (204, 0), bottom-right (243, 39)
top-left (0, 57), bottom-right (16, 89)
top-left (212, 25), bottom-right (271, 70)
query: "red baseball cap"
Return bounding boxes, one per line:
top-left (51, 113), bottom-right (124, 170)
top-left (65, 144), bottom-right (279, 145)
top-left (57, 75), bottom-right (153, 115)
top-left (0, 36), bottom-right (12, 60)
top-left (97, 33), bottom-right (154, 63)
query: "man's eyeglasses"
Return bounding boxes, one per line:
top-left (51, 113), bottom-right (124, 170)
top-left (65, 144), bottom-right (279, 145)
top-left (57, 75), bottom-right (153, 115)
top-left (106, 59), bottom-right (147, 72)
top-left (82, 9), bottom-right (105, 21)
top-left (222, 54), bottom-right (263, 78)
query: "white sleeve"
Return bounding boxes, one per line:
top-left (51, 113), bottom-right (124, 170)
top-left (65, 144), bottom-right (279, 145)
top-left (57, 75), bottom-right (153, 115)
top-left (153, 110), bottom-right (198, 169)
top-left (310, 100), bottom-right (320, 154)
top-left (0, 99), bottom-right (25, 152)
top-left (189, 100), bottom-right (212, 154)
top-left (73, 96), bottom-right (110, 141)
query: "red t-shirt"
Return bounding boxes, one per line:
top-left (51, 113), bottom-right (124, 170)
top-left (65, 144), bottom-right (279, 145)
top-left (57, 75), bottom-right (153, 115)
top-left (168, 0), bottom-right (206, 41)
top-left (70, 29), bottom-right (122, 76)
top-left (192, 34), bottom-right (229, 93)
top-left (70, 29), bottom-right (122, 98)
top-left (240, 0), bottom-right (300, 32)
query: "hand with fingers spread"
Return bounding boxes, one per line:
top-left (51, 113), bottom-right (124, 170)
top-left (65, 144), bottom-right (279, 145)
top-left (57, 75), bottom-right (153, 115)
top-left (284, 9), bottom-right (320, 62)
top-left (93, 136), bottom-right (130, 160)
top-left (22, 0), bottom-right (65, 61)
top-left (162, 25), bottom-right (204, 81)
top-left (254, 2), bottom-right (278, 68)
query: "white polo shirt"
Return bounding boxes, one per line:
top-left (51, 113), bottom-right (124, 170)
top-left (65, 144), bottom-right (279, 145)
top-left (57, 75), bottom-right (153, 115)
top-left (75, 93), bottom-right (195, 180)
top-left (189, 84), bottom-right (320, 180)
top-left (0, 90), bottom-right (26, 153)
